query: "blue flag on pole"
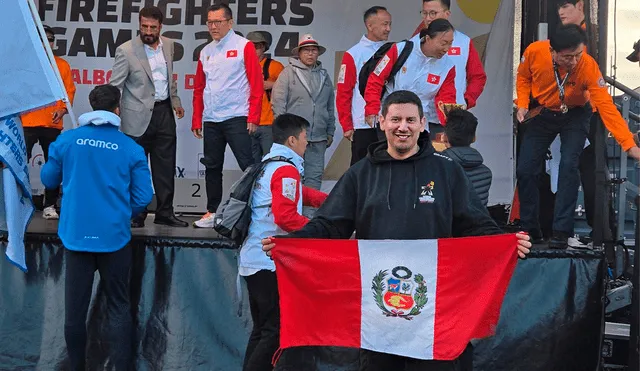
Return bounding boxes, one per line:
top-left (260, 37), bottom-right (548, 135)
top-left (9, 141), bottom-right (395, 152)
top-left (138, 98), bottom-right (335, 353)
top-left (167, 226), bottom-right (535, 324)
top-left (0, 0), bottom-right (64, 118)
top-left (0, 116), bottom-right (34, 271)
top-left (0, 0), bottom-right (66, 271)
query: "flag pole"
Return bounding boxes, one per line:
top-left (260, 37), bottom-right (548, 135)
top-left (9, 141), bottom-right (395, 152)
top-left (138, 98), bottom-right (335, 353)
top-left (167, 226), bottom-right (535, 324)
top-left (26, 0), bottom-right (79, 128)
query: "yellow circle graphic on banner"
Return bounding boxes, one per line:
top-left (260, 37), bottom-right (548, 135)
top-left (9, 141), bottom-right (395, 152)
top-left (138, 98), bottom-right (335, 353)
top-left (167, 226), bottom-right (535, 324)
top-left (456, 0), bottom-right (501, 24)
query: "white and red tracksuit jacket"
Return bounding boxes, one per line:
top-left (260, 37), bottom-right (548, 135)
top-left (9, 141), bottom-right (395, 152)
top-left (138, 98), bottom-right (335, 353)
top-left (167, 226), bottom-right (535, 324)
top-left (336, 35), bottom-right (387, 132)
top-left (240, 144), bottom-right (327, 273)
top-left (412, 24), bottom-right (487, 108)
top-left (192, 30), bottom-right (263, 129)
top-left (364, 34), bottom-right (457, 125)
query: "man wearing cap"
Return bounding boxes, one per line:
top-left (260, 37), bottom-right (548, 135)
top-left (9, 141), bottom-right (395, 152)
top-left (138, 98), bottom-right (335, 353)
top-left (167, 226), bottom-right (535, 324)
top-left (21, 25), bottom-right (76, 220)
top-left (246, 31), bottom-right (285, 163)
top-left (192, 3), bottom-right (263, 228)
top-left (629, 39), bottom-right (640, 65)
top-left (271, 34), bottom-right (336, 191)
top-left (337, 6), bottom-right (392, 165)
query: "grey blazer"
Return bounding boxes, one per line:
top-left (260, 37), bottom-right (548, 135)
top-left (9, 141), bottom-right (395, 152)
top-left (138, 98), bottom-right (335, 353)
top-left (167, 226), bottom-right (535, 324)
top-left (110, 36), bottom-right (182, 137)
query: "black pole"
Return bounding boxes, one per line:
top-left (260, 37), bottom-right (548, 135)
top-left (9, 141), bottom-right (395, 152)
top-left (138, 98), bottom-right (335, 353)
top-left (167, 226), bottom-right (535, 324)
top-left (631, 163), bottom-right (640, 371)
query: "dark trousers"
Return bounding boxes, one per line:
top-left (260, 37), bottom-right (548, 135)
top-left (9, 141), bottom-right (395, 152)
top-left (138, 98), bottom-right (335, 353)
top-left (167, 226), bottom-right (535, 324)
top-left (64, 246), bottom-right (133, 371)
top-left (516, 106), bottom-right (592, 235)
top-left (359, 344), bottom-right (473, 371)
top-left (24, 126), bottom-right (61, 208)
top-left (251, 125), bottom-right (274, 163)
top-left (579, 113), bottom-right (616, 235)
top-left (202, 117), bottom-right (255, 212)
top-left (132, 99), bottom-right (177, 219)
top-left (243, 270), bottom-right (280, 371)
top-left (351, 128), bottom-right (380, 165)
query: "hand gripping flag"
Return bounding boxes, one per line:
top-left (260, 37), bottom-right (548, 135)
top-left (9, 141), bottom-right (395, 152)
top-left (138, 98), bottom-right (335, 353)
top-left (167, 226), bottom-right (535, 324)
top-left (272, 234), bottom-right (518, 361)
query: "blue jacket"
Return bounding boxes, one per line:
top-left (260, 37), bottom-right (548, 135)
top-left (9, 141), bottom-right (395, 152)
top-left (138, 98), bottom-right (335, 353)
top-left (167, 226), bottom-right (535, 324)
top-left (41, 110), bottom-right (153, 252)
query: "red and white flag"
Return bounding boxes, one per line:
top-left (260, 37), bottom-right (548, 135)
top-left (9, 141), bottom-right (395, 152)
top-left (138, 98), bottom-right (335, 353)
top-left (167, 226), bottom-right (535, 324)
top-left (272, 234), bottom-right (518, 361)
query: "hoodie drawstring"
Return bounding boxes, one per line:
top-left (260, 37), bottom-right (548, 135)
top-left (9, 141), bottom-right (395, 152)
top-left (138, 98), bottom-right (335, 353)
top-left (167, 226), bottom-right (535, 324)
top-left (387, 164), bottom-right (393, 210)
top-left (413, 162), bottom-right (418, 210)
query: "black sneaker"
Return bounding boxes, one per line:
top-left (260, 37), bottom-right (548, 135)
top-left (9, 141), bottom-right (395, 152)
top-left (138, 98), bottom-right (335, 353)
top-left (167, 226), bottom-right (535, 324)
top-left (528, 229), bottom-right (545, 245)
top-left (549, 231), bottom-right (569, 249)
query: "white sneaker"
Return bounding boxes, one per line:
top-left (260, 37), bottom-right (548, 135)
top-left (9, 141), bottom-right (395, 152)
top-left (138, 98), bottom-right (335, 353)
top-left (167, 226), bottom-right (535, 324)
top-left (193, 212), bottom-right (215, 228)
top-left (43, 206), bottom-right (59, 220)
top-left (568, 236), bottom-right (588, 249)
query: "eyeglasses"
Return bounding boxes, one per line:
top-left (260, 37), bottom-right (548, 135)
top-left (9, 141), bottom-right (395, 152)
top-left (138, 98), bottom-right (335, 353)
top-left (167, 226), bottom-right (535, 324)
top-left (420, 10), bottom-right (442, 18)
top-left (47, 37), bottom-right (55, 42)
top-left (206, 19), bottom-right (230, 27)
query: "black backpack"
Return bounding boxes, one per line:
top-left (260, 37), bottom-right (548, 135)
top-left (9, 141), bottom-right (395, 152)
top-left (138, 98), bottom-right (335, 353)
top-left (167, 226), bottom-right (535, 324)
top-left (213, 156), bottom-right (295, 246)
top-left (263, 57), bottom-right (273, 101)
top-left (358, 40), bottom-right (414, 99)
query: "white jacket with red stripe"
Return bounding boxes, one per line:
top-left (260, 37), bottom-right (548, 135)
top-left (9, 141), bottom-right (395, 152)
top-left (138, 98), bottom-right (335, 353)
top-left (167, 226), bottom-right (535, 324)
top-left (192, 30), bottom-right (263, 129)
top-left (336, 35), bottom-right (387, 131)
top-left (363, 34), bottom-right (457, 125)
top-left (412, 25), bottom-right (487, 109)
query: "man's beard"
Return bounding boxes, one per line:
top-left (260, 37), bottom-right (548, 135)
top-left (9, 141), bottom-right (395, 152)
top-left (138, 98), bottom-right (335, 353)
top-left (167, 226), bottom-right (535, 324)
top-left (141, 33), bottom-right (158, 45)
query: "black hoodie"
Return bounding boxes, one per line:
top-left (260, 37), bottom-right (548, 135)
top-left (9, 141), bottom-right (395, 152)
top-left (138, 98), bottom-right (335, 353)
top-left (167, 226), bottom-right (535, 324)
top-left (441, 146), bottom-right (492, 207)
top-left (289, 137), bottom-right (502, 240)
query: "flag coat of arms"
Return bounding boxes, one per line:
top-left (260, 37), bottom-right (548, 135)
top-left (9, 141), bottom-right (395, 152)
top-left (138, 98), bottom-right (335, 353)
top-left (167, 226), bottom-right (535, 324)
top-left (272, 234), bottom-right (518, 360)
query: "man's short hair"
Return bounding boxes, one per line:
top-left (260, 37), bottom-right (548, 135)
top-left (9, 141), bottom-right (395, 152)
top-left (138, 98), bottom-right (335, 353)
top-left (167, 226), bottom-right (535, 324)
top-left (272, 114), bottom-right (310, 144)
top-left (444, 109), bottom-right (478, 147)
top-left (550, 24), bottom-right (587, 52)
top-left (381, 90), bottom-right (424, 119)
top-left (208, 3), bottom-right (233, 19)
top-left (89, 85), bottom-right (121, 112)
top-left (422, 0), bottom-right (451, 10)
top-left (556, 0), bottom-right (581, 8)
top-left (42, 24), bottom-right (55, 37)
top-left (139, 6), bottom-right (164, 24)
top-left (363, 6), bottom-right (388, 23)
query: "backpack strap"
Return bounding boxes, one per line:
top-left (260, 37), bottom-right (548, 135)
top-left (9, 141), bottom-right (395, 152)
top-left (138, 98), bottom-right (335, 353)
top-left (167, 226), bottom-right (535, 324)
top-left (254, 156), bottom-right (297, 209)
top-left (387, 40), bottom-right (414, 87)
top-left (263, 58), bottom-right (273, 101)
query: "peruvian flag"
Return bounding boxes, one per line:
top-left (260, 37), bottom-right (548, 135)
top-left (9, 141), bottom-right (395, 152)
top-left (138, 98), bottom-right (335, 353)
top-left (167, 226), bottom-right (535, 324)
top-left (272, 234), bottom-right (518, 361)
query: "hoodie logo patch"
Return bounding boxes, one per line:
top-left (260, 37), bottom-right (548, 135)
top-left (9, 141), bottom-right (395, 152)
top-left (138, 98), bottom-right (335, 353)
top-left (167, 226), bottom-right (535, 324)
top-left (282, 178), bottom-right (297, 201)
top-left (419, 181), bottom-right (435, 204)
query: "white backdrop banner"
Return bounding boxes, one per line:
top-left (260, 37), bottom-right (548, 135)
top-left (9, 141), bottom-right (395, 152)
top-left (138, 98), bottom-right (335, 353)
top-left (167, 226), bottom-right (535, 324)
top-left (37, 0), bottom-right (514, 206)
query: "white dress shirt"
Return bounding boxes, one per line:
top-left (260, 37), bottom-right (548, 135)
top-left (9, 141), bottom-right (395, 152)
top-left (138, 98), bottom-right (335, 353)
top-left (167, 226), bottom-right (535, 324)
top-left (144, 39), bottom-right (169, 101)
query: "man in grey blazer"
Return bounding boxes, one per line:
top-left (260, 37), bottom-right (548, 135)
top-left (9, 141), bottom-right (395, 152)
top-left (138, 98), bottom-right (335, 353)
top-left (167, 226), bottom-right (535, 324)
top-left (110, 6), bottom-right (188, 228)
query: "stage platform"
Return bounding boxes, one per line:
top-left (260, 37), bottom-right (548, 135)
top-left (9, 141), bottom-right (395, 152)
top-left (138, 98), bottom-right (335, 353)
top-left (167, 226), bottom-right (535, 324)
top-left (0, 214), bottom-right (608, 371)
top-left (25, 213), bottom-right (238, 249)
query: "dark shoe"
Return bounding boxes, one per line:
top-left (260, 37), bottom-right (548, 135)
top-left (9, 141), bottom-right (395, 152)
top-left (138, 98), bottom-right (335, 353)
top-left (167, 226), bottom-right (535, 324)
top-left (528, 229), bottom-right (545, 245)
top-left (131, 218), bottom-right (145, 228)
top-left (154, 215), bottom-right (189, 228)
top-left (549, 231), bottom-right (569, 249)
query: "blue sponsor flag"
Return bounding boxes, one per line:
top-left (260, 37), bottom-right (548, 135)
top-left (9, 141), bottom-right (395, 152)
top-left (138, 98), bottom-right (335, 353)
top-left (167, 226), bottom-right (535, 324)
top-left (0, 0), bottom-right (65, 271)
top-left (0, 116), bottom-right (34, 271)
top-left (0, 0), bottom-right (64, 118)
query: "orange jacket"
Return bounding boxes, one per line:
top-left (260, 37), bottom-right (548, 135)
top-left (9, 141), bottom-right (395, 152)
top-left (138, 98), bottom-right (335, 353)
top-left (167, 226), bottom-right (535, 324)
top-left (259, 57), bottom-right (284, 126)
top-left (20, 56), bottom-right (76, 130)
top-left (516, 40), bottom-right (635, 151)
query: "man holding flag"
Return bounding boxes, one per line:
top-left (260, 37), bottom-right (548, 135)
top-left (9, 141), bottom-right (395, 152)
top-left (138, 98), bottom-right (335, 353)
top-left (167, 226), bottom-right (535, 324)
top-left (262, 90), bottom-right (531, 370)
